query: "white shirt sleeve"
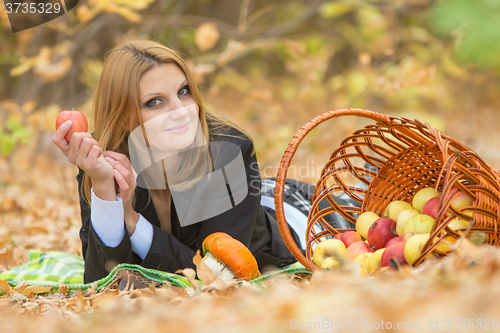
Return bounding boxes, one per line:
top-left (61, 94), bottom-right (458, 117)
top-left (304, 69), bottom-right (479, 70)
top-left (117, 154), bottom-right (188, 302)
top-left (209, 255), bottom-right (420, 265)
top-left (91, 188), bottom-right (126, 247)
top-left (130, 214), bottom-right (154, 259)
top-left (90, 188), bottom-right (153, 259)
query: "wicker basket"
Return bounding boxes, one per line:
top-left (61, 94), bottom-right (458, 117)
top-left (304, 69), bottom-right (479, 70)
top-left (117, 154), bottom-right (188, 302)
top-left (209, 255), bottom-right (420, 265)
top-left (274, 109), bottom-right (500, 272)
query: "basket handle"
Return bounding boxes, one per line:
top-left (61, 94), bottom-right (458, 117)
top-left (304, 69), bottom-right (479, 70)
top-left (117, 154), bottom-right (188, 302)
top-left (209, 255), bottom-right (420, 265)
top-left (274, 108), bottom-right (390, 272)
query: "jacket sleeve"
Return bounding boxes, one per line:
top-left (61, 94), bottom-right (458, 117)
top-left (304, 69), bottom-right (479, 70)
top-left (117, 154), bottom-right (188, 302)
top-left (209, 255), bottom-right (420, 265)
top-left (77, 168), bottom-right (197, 283)
top-left (77, 168), bottom-right (132, 283)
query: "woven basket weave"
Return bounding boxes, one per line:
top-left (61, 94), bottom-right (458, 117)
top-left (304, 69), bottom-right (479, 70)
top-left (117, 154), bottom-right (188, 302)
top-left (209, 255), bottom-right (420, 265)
top-left (274, 109), bottom-right (500, 272)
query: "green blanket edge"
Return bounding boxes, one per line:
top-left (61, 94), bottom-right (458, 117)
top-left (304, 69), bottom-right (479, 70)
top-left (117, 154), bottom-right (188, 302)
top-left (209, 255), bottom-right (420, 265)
top-left (1, 262), bottom-right (312, 294)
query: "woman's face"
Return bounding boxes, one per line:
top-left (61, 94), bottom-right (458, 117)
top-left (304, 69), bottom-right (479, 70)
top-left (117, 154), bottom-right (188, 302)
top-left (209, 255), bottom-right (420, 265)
top-left (138, 63), bottom-right (200, 152)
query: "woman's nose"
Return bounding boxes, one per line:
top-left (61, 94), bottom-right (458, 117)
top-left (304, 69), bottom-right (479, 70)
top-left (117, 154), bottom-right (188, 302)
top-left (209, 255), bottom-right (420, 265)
top-left (169, 100), bottom-right (190, 120)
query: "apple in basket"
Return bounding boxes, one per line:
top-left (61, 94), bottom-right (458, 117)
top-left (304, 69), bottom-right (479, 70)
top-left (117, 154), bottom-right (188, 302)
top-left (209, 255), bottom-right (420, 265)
top-left (313, 239), bottom-right (346, 268)
top-left (412, 187), bottom-right (440, 213)
top-left (446, 186), bottom-right (473, 212)
top-left (403, 214), bottom-right (436, 235)
top-left (355, 212), bottom-right (380, 239)
top-left (340, 231), bottom-right (362, 248)
top-left (385, 200), bottom-right (413, 222)
top-left (344, 241), bottom-right (373, 260)
top-left (381, 242), bottom-right (408, 268)
top-left (404, 234), bottom-right (434, 266)
top-left (396, 208), bottom-right (419, 236)
top-left (353, 252), bottom-right (374, 275)
top-left (367, 248), bottom-right (385, 273)
top-left (55, 110), bottom-right (88, 142)
top-left (385, 236), bottom-right (404, 248)
top-left (367, 217), bottom-right (398, 250)
top-left (421, 196), bottom-right (440, 220)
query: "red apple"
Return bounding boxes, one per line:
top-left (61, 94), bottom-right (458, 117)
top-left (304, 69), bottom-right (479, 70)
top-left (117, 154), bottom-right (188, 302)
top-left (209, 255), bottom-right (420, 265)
top-left (55, 110), bottom-right (88, 142)
top-left (344, 241), bottom-right (373, 260)
top-left (385, 236), bottom-right (403, 248)
top-left (381, 242), bottom-right (408, 267)
top-left (340, 231), bottom-right (362, 248)
top-left (422, 196), bottom-right (441, 220)
top-left (367, 217), bottom-right (398, 250)
top-left (334, 233), bottom-right (342, 240)
top-left (402, 232), bottom-right (416, 242)
top-left (412, 187), bottom-right (440, 213)
top-left (447, 186), bottom-right (473, 212)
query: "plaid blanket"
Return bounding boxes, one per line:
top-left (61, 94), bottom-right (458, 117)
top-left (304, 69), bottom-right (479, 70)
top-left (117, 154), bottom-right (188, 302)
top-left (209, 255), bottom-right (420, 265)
top-left (0, 250), bottom-right (310, 293)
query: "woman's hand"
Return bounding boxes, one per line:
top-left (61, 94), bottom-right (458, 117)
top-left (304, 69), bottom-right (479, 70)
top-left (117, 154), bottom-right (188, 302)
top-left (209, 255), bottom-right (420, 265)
top-left (105, 151), bottom-right (140, 235)
top-left (52, 121), bottom-right (115, 200)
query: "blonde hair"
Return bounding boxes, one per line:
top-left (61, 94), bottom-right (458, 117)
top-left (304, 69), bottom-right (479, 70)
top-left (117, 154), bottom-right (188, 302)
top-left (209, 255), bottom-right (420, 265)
top-left (82, 39), bottom-right (251, 204)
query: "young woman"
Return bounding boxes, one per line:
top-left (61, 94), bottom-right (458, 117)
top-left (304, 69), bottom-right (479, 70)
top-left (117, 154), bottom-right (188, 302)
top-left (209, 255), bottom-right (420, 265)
top-left (52, 39), bottom-right (351, 283)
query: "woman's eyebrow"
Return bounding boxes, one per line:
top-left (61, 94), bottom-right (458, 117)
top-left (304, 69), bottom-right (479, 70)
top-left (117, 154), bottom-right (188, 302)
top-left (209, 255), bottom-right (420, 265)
top-left (141, 80), bottom-right (189, 101)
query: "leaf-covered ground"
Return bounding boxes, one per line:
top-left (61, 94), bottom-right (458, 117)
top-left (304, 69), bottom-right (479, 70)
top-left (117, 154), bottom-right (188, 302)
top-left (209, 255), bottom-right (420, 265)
top-left (2, 151), bottom-right (500, 333)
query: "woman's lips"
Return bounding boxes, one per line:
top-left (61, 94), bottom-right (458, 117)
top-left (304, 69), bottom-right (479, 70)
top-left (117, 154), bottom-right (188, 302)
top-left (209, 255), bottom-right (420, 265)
top-left (166, 121), bottom-right (190, 133)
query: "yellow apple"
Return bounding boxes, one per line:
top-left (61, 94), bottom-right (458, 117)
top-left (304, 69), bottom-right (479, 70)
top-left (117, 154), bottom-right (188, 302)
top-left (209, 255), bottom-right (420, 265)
top-left (355, 212), bottom-right (379, 239)
top-left (403, 214), bottom-right (436, 234)
top-left (313, 239), bottom-right (347, 267)
top-left (412, 187), bottom-right (440, 213)
top-left (434, 236), bottom-right (457, 252)
top-left (353, 252), bottom-right (374, 275)
top-left (385, 200), bottom-right (413, 222)
top-left (367, 248), bottom-right (385, 273)
top-left (404, 234), bottom-right (433, 265)
top-left (321, 257), bottom-right (341, 270)
top-left (396, 208), bottom-right (420, 236)
top-left (447, 218), bottom-right (468, 234)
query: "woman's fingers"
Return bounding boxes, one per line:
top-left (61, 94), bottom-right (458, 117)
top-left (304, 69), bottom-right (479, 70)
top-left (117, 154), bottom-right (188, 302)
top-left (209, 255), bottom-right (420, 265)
top-left (113, 169), bottom-right (130, 196)
top-left (51, 120), bottom-right (72, 153)
top-left (86, 145), bottom-right (103, 169)
top-left (106, 157), bottom-right (131, 180)
top-left (105, 151), bottom-right (133, 170)
top-left (107, 156), bottom-right (137, 200)
top-left (67, 133), bottom-right (98, 165)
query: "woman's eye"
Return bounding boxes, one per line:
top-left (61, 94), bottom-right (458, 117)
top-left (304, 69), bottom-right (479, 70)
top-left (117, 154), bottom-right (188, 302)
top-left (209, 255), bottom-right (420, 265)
top-left (178, 86), bottom-right (190, 97)
top-left (146, 98), bottom-right (161, 107)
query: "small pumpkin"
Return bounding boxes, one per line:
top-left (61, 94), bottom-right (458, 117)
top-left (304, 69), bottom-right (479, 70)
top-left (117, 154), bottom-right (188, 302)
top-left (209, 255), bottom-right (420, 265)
top-left (202, 232), bottom-right (261, 281)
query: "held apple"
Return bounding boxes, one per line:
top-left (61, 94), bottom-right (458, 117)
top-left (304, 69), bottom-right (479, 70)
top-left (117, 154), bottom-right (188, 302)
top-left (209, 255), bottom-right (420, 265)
top-left (344, 241), bottom-right (374, 260)
top-left (313, 239), bottom-right (347, 267)
top-left (355, 212), bottom-right (379, 239)
top-left (340, 231), bottom-right (362, 248)
top-left (55, 110), bottom-right (88, 142)
top-left (367, 217), bottom-right (398, 250)
top-left (385, 200), bottom-right (413, 222)
top-left (396, 208), bottom-right (420, 236)
top-left (412, 187), bottom-right (440, 213)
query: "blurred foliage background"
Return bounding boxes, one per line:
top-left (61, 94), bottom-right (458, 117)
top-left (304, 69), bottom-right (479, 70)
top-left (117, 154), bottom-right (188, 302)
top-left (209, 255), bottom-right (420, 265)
top-left (1, 0), bottom-right (500, 206)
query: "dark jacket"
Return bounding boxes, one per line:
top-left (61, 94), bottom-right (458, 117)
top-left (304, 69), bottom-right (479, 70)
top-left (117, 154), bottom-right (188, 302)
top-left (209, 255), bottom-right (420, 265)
top-left (77, 124), bottom-right (301, 283)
